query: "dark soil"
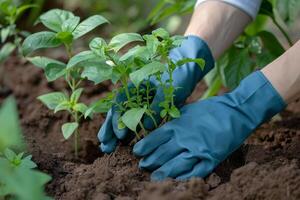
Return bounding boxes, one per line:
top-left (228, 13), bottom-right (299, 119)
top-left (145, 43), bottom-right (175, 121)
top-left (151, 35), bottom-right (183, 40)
top-left (1, 56), bottom-right (300, 200)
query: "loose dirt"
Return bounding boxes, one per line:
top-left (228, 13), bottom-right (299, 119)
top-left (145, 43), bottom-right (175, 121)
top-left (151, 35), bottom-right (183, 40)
top-left (1, 56), bottom-right (300, 200)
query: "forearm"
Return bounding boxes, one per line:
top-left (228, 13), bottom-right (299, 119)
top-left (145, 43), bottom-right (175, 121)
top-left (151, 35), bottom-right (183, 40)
top-left (185, 1), bottom-right (251, 59)
top-left (261, 40), bottom-right (300, 104)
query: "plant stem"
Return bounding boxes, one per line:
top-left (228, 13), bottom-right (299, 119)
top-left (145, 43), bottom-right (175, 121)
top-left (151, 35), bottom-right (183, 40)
top-left (272, 17), bottom-right (293, 47)
top-left (74, 112), bottom-right (79, 158)
top-left (138, 121), bottom-right (148, 136)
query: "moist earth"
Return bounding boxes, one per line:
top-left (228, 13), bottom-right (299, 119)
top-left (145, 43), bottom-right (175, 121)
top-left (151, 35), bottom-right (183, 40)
top-left (1, 56), bottom-right (300, 200)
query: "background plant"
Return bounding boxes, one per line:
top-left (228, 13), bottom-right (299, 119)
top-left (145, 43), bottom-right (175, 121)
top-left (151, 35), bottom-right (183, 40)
top-left (0, 97), bottom-right (51, 200)
top-left (22, 9), bottom-right (109, 158)
top-left (148, 0), bottom-right (300, 98)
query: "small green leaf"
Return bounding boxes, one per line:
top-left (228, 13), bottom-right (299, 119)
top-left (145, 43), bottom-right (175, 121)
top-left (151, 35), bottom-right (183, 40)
top-left (176, 58), bottom-right (205, 70)
top-left (1, 26), bottom-right (11, 43)
top-left (62, 16), bottom-right (80, 32)
top-left (121, 107), bottom-right (146, 132)
top-left (160, 109), bottom-right (168, 118)
top-left (22, 31), bottom-right (62, 56)
top-left (73, 103), bottom-right (88, 114)
top-left (129, 61), bottom-right (166, 87)
top-left (21, 155), bottom-right (37, 169)
top-left (81, 62), bottom-right (112, 84)
top-left (120, 45), bottom-right (150, 61)
top-left (27, 56), bottom-right (65, 69)
top-left (152, 28), bottom-right (170, 39)
top-left (44, 62), bottom-right (66, 81)
top-left (70, 88), bottom-right (83, 104)
top-left (72, 15), bottom-right (109, 39)
top-left (89, 37), bottom-right (107, 57)
top-left (38, 92), bottom-right (68, 110)
top-left (169, 106), bottom-right (180, 118)
top-left (117, 119), bottom-right (126, 129)
top-left (0, 97), bottom-right (24, 153)
top-left (67, 50), bottom-right (99, 69)
top-left (54, 101), bottom-right (70, 113)
top-left (109, 33), bottom-right (143, 52)
top-left (0, 42), bottom-right (15, 63)
top-left (61, 122), bottom-right (78, 139)
top-left (4, 148), bottom-right (16, 161)
top-left (38, 9), bottom-right (76, 32)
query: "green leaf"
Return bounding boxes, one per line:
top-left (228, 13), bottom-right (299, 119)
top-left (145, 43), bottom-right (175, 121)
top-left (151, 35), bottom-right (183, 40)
top-left (201, 75), bottom-right (222, 99)
top-left (72, 15), bottom-right (109, 39)
top-left (81, 62), bottom-right (112, 84)
top-left (70, 88), bottom-right (83, 104)
top-left (38, 9), bottom-right (75, 32)
top-left (221, 48), bottom-right (255, 89)
top-left (169, 106), bottom-right (180, 118)
top-left (258, 31), bottom-right (285, 57)
top-left (54, 101), bottom-right (70, 113)
top-left (20, 155), bottom-right (37, 169)
top-left (67, 50), bottom-right (99, 69)
top-left (176, 58), bottom-right (205, 70)
top-left (0, 97), bottom-right (24, 152)
top-left (121, 107), bottom-right (146, 132)
top-left (27, 56), bottom-right (66, 81)
top-left (84, 97), bottom-right (113, 118)
top-left (73, 103), bottom-right (88, 114)
top-left (89, 37), bottom-right (107, 57)
top-left (22, 31), bottom-right (62, 56)
top-left (109, 33), bottom-right (143, 52)
top-left (61, 122), bottom-right (78, 139)
top-left (27, 56), bottom-right (65, 69)
top-left (160, 109), bottom-right (168, 118)
top-left (129, 61), bottom-right (166, 87)
top-left (62, 16), bottom-right (80, 32)
top-left (4, 148), bottom-right (16, 161)
top-left (0, 42), bottom-right (15, 63)
top-left (152, 28), bottom-right (170, 39)
top-left (38, 92), bottom-right (68, 110)
top-left (143, 34), bottom-right (160, 55)
top-left (120, 45), bottom-right (150, 61)
top-left (1, 26), bottom-right (11, 43)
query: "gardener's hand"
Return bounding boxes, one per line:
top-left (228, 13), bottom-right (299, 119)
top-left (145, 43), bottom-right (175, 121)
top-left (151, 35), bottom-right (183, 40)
top-left (98, 36), bottom-right (215, 153)
top-left (133, 71), bottom-right (286, 180)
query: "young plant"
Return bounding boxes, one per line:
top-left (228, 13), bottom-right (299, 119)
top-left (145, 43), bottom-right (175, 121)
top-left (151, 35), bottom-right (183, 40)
top-left (22, 9), bottom-right (109, 158)
top-left (0, 0), bottom-right (36, 64)
top-left (0, 97), bottom-right (51, 200)
top-left (75, 28), bottom-right (204, 141)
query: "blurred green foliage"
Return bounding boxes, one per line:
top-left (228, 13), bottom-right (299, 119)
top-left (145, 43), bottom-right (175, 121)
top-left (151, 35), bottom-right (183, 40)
top-left (0, 97), bottom-right (52, 200)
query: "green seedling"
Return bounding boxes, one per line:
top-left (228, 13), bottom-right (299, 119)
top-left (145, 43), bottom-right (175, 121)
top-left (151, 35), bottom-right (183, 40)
top-left (22, 9), bottom-right (109, 158)
top-left (0, 0), bottom-right (37, 63)
top-left (0, 97), bottom-right (51, 200)
top-left (73, 28), bottom-right (205, 141)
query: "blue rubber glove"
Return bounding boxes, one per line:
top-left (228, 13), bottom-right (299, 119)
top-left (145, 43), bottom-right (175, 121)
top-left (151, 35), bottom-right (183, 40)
top-left (98, 36), bottom-right (215, 153)
top-left (133, 71), bottom-right (286, 181)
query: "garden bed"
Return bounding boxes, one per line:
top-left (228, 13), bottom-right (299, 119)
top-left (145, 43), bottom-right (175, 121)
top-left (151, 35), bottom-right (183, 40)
top-left (1, 55), bottom-right (300, 200)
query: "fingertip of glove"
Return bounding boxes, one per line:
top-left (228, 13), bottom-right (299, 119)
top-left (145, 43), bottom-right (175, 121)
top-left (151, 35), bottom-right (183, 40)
top-left (100, 140), bottom-right (117, 153)
top-left (133, 142), bottom-right (143, 156)
top-left (114, 127), bottom-right (128, 139)
top-left (150, 171), bottom-right (165, 181)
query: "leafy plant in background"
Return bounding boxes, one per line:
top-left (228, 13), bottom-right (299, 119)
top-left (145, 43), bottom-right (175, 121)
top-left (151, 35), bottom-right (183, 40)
top-left (0, 97), bottom-right (52, 200)
top-left (72, 28), bottom-right (204, 140)
top-left (0, 0), bottom-right (37, 64)
top-left (148, 0), bottom-right (299, 98)
top-left (22, 9), bottom-right (109, 158)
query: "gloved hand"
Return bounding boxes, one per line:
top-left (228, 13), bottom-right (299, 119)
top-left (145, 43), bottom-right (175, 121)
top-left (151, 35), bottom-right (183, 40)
top-left (133, 71), bottom-right (286, 180)
top-left (98, 35), bottom-right (215, 153)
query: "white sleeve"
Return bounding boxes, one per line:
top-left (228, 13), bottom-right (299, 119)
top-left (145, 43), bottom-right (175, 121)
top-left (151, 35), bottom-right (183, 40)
top-left (195, 0), bottom-right (262, 19)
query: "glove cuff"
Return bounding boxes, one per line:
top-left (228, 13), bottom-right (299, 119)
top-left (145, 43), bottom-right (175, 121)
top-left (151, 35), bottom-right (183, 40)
top-left (231, 70), bottom-right (287, 126)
